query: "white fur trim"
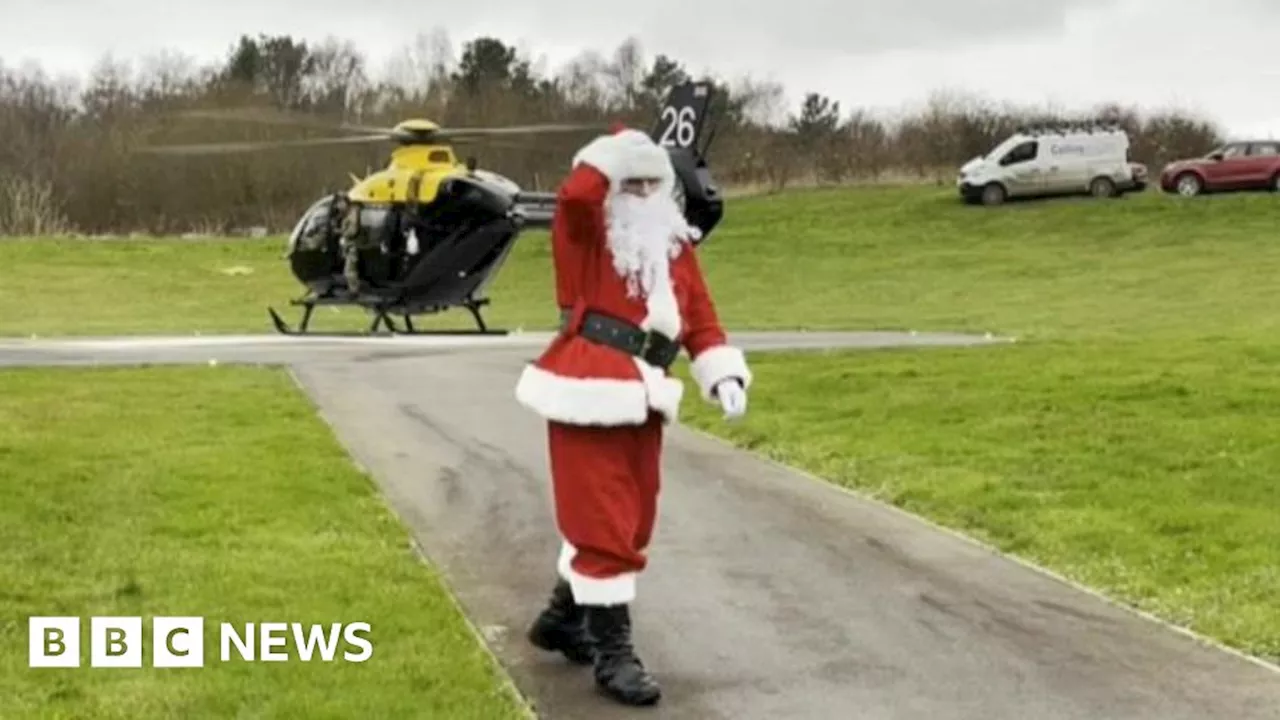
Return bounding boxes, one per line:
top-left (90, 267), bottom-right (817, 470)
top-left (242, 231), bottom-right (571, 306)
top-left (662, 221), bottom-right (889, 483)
top-left (573, 130), bottom-right (676, 197)
top-left (632, 357), bottom-right (684, 423)
top-left (557, 540), bottom-right (576, 581)
top-left (640, 281), bottom-right (681, 339)
top-left (514, 362), bottom-right (685, 425)
top-left (690, 345), bottom-right (752, 401)
top-left (571, 570), bottom-right (637, 606)
top-left (515, 364), bottom-right (649, 426)
top-left (557, 540), bottom-right (636, 606)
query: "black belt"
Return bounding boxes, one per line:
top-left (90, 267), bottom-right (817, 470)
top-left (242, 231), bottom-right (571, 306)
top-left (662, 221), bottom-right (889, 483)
top-left (560, 309), bottom-right (681, 369)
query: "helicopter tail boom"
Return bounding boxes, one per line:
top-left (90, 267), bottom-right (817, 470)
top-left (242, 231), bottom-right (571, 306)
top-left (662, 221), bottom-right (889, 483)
top-left (510, 191), bottom-right (557, 228)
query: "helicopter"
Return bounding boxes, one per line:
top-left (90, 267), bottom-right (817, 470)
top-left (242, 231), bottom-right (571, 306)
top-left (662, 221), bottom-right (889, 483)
top-left (142, 81), bottom-right (726, 336)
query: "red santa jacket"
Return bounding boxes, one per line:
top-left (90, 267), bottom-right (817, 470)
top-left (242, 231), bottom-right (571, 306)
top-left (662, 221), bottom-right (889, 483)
top-left (514, 129), bottom-right (752, 426)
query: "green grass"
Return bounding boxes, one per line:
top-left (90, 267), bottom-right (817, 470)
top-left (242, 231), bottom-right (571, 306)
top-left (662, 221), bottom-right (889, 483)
top-left (4, 186), bottom-right (1279, 338)
top-left (677, 340), bottom-right (1280, 663)
top-left (0, 366), bottom-right (528, 719)
top-left (5, 184), bottom-right (1280, 670)
top-left (670, 186), bottom-right (1280, 664)
top-left (0, 232), bottom-right (548, 336)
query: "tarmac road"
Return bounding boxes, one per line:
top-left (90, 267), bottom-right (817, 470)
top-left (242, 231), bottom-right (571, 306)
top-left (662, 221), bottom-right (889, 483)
top-left (5, 330), bottom-right (1279, 718)
top-left (289, 342), bottom-right (1279, 720)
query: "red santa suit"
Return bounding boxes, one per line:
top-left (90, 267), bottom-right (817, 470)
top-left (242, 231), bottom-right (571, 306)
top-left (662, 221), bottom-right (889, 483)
top-left (514, 128), bottom-right (753, 608)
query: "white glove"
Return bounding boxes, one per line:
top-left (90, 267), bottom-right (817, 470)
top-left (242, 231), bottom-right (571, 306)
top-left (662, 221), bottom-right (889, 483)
top-left (715, 379), bottom-right (747, 421)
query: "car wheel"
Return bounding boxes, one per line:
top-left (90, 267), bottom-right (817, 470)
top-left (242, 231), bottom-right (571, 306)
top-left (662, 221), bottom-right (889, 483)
top-left (1175, 172), bottom-right (1202, 196)
top-left (1271, 173), bottom-right (1280, 192)
top-left (981, 183), bottom-right (1006, 206)
top-left (1089, 177), bottom-right (1117, 198)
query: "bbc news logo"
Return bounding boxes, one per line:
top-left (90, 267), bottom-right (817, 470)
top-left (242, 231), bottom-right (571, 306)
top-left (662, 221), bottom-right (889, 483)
top-left (29, 616), bottom-right (373, 668)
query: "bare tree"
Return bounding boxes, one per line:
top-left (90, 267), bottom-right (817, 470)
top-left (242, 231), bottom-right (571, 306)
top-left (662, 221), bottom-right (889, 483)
top-left (0, 32), bottom-right (1227, 235)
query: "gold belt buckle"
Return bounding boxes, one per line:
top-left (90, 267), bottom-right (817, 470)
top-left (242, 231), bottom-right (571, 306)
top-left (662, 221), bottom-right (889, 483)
top-left (638, 330), bottom-right (655, 358)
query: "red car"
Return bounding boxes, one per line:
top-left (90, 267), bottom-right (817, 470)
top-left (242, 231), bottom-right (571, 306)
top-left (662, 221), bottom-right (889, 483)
top-left (1159, 140), bottom-right (1280, 196)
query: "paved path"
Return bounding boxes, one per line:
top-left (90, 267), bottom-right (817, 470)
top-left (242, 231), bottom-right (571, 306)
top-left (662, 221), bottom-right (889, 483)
top-left (291, 351), bottom-right (1280, 720)
top-left (5, 330), bottom-right (1279, 719)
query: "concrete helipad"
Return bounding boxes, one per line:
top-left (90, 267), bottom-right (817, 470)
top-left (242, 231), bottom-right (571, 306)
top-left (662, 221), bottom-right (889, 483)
top-left (6, 329), bottom-right (1278, 719)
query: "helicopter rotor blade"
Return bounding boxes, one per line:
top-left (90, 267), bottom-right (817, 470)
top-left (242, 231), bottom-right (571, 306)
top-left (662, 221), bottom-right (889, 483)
top-left (446, 134), bottom-right (564, 150)
top-left (137, 133), bottom-right (391, 156)
top-left (172, 107), bottom-right (395, 136)
top-left (438, 122), bottom-right (607, 138)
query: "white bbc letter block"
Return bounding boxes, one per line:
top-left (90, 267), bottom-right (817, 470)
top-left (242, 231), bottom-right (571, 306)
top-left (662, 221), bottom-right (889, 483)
top-left (153, 617), bottom-right (205, 668)
top-left (29, 617), bottom-right (80, 668)
top-left (91, 616), bottom-right (142, 668)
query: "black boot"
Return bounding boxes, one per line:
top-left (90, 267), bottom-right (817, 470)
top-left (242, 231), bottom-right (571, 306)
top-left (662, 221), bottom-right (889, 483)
top-left (585, 604), bottom-right (661, 706)
top-left (527, 579), bottom-right (595, 665)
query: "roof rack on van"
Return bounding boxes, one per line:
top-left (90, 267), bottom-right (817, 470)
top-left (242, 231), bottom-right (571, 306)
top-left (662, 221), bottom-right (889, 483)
top-left (1015, 121), bottom-right (1124, 137)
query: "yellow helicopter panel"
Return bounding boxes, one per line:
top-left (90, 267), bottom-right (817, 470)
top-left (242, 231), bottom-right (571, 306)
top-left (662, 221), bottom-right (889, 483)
top-left (348, 144), bottom-right (468, 204)
top-left (387, 143), bottom-right (458, 169)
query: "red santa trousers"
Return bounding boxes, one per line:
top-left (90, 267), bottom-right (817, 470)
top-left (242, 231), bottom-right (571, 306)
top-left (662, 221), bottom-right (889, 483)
top-left (548, 411), bottom-right (664, 606)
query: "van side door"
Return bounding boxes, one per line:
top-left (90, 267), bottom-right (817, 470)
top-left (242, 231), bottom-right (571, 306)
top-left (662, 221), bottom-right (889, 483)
top-left (1041, 140), bottom-right (1091, 194)
top-left (997, 140), bottom-right (1043, 196)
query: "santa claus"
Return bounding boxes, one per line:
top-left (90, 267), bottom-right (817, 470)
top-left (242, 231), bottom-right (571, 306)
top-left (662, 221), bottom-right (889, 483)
top-left (515, 125), bottom-right (751, 706)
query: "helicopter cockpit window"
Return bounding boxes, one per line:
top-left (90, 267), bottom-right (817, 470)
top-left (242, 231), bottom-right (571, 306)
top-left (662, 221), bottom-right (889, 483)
top-left (356, 206), bottom-right (393, 241)
top-left (288, 197), bottom-right (337, 253)
top-left (429, 150), bottom-right (450, 163)
top-left (359, 207), bottom-right (388, 227)
top-left (302, 205), bottom-right (330, 235)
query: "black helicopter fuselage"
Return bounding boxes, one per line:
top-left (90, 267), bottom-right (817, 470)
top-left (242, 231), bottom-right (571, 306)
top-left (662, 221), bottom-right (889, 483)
top-left (284, 148), bottom-right (723, 303)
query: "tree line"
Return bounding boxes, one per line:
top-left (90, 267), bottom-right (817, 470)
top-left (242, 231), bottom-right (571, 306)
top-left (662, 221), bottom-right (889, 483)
top-left (0, 30), bottom-right (1224, 235)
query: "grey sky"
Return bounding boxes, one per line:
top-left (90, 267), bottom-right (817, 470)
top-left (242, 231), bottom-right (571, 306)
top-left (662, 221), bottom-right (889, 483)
top-left (2, 0), bottom-right (1278, 137)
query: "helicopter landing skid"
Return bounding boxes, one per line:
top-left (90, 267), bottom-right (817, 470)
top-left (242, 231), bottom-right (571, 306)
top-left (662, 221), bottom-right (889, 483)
top-left (266, 295), bottom-right (508, 337)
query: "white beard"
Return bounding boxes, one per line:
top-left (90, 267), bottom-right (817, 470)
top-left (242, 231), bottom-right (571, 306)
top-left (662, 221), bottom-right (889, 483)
top-left (605, 191), bottom-right (688, 301)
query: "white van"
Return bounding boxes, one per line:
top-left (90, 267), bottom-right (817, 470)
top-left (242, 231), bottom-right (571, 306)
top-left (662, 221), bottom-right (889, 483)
top-left (957, 123), bottom-right (1147, 205)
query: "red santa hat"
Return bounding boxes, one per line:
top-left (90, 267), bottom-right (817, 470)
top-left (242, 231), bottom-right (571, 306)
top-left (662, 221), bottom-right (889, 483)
top-left (572, 124), bottom-right (675, 189)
